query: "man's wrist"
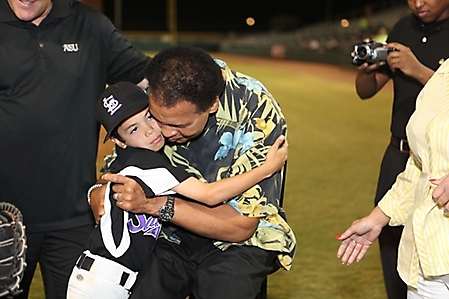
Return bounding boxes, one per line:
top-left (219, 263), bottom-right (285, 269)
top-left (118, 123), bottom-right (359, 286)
top-left (158, 195), bottom-right (175, 222)
top-left (87, 183), bottom-right (103, 204)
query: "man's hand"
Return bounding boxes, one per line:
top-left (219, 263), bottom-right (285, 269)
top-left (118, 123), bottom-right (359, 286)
top-left (101, 173), bottom-right (163, 215)
top-left (430, 174), bottom-right (449, 216)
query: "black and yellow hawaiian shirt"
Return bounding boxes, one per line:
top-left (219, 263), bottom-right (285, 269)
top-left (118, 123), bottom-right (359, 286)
top-left (164, 59), bottom-right (295, 270)
top-left (103, 59), bottom-right (296, 270)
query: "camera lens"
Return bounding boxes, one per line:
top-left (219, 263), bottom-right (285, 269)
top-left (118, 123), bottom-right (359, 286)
top-left (355, 46), bottom-right (367, 59)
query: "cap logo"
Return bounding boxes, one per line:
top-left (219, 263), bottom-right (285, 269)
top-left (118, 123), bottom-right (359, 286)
top-left (102, 95), bottom-right (122, 115)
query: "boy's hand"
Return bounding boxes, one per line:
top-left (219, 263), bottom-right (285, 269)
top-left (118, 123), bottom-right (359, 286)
top-left (264, 135), bottom-right (288, 174)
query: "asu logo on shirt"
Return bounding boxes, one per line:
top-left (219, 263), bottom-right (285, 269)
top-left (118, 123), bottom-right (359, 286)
top-left (62, 43), bottom-right (79, 52)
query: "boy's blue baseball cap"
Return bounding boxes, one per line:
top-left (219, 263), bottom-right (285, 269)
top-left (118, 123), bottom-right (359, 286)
top-left (96, 81), bottom-right (149, 143)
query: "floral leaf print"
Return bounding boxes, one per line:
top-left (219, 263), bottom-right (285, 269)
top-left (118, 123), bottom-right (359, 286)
top-left (214, 132), bottom-right (233, 160)
top-left (214, 127), bottom-right (254, 160)
top-left (232, 127), bottom-right (244, 148)
top-left (213, 58), bottom-right (227, 69)
top-left (239, 131), bottom-right (254, 154)
top-left (227, 199), bottom-right (241, 212)
top-left (233, 126), bottom-right (254, 155)
top-left (236, 77), bottom-right (267, 92)
top-left (255, 118), bottom-right (276, 137)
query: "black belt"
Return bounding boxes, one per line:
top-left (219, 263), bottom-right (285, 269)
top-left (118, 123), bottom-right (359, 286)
top-left (390, 136), bottom-right (410, 153)
top-left (76, 253), bottom-right (130, 287)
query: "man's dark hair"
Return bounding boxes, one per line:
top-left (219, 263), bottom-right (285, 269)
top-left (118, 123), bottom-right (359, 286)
top-left (145, 45), bottom-right (225, 113)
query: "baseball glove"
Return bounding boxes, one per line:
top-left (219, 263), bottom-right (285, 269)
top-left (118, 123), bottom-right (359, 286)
top-left (0, 202), bottom-right (26, 297)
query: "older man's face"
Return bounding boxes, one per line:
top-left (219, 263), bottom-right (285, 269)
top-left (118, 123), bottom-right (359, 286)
top-left (7, 0), bottom-right (52, 26)
top-left (148, 98), bottom-right (219, 144)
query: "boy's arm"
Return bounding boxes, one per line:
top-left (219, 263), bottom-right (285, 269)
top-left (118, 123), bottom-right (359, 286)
top-left (104, 173), bottom-right (259, 242)
top-left (172, 136), bottom-right (287, 206)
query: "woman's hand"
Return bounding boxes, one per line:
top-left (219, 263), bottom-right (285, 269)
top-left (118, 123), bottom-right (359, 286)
top-left (430, 174), bottom-right (449, 215)
top-left (336, 207), bottom-right (389, 265)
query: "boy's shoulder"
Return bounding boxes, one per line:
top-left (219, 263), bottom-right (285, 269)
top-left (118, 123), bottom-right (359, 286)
top-left (115, 147), bottom-right (168, 171)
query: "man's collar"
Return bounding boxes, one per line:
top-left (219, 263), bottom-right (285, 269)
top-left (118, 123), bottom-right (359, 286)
top-left (45, 0), bottom-right (72, 21)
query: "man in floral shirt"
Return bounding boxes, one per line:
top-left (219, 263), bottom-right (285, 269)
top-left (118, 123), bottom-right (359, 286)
top-left (94, 45), bottom-right (296, 299)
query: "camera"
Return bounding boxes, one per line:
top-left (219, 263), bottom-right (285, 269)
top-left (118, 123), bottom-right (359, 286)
top-left (351, 40), bottom-right (397, 66)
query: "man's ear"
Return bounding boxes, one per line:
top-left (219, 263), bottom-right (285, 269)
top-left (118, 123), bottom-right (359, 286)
top-left (209, 97), bottom-right (220, 114)
top-left (110, 137), bottom-right (127, 149)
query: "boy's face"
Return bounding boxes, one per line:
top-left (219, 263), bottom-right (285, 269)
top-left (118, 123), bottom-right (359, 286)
top-left (115, 109), bottom-right (165, 151)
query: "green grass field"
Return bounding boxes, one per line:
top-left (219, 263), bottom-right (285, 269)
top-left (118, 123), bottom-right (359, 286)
top-left (30, 54), bottom-right (393, 298)
top-left (218, 56), bottom-right (393, 299)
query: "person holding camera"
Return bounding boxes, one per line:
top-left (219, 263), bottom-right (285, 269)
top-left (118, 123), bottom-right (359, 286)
top-left (353, 1), bottom-right (449, 299)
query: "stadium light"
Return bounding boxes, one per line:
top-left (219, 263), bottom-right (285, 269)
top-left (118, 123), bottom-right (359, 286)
top-left (246, 17), bottom-right (255, 27)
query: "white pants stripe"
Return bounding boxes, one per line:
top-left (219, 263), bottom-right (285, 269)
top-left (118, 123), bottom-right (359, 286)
top-left (407, 271), bottom-right (449, 299)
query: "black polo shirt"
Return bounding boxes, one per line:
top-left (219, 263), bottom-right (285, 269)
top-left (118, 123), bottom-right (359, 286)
top-left (386, 14), bottom-right (449, 139)
top-left (0, 0), bottom-right (150, 233)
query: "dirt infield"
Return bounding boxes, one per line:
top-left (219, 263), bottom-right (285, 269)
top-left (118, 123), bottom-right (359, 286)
top-left (212, 53), bottom-right (358, 84)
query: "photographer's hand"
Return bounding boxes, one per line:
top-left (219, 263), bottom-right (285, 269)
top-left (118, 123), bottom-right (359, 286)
top-left (358, 61), bottom-right (384, 75)
top-left (355, 62), bottom-right (389, 99)
top-left (386, 42), bottom-right (434, 85)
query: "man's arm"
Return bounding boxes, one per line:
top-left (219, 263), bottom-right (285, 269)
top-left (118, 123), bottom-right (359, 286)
top-left (103, 173), bottom-right (259, 242)
top-left (89, 180), bottom-right (108, 224)
top-left (165, 196), bottom-right (259, 242)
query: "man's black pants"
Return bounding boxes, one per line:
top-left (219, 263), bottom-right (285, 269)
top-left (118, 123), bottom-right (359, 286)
top-left (130, 229), bottom-right (279, 299)
top-left (13, 224), bottom-right (93, 299)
